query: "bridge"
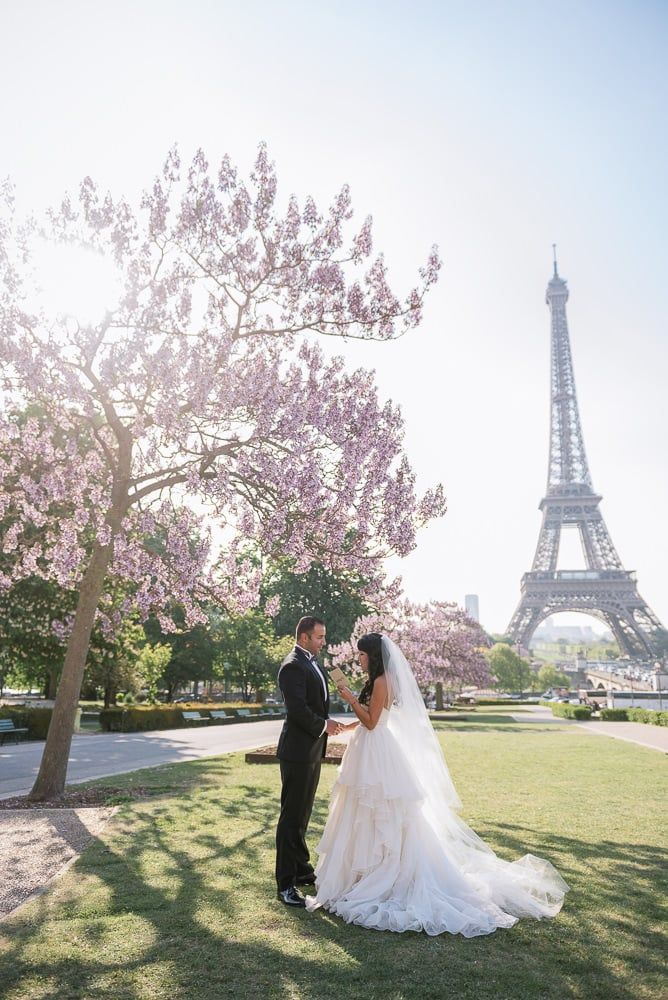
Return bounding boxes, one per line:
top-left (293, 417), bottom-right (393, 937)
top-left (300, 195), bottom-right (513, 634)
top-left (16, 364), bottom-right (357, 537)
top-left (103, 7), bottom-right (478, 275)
top-left (584, 669), bottom-right (653, 693)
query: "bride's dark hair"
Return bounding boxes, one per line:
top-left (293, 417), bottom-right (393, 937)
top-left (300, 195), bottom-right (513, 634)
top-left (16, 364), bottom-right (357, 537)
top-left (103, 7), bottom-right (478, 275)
top-left (357, 633), bottom-right (385, 705)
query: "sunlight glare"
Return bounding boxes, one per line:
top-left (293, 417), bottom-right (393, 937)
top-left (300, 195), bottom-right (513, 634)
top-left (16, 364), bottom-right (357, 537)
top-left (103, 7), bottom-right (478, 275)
top-left (32, 239), bottom-right (122, 324)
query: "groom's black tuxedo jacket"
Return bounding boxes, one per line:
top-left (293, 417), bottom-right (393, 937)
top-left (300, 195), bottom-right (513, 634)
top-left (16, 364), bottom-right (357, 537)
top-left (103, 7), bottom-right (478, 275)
top-left (276, 646), bottom-right (330, 764)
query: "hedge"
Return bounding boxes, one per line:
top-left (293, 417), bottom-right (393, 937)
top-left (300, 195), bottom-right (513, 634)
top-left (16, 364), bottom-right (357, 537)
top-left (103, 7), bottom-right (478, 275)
top-left (0, 707), bottom-right (55, 739)
top-left (549, 703), bottom-right (592, 720)
top-left (600, 708), bottom-right (628, 722)
top-left (626, 707), bottom-right (668, 726)
top-left (99, 702), bottom-right (283, 733)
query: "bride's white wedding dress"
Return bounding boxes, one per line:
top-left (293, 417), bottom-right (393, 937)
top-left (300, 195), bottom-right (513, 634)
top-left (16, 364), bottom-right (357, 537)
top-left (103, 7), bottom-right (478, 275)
top-left (306, 647), bottom-right (568, 936)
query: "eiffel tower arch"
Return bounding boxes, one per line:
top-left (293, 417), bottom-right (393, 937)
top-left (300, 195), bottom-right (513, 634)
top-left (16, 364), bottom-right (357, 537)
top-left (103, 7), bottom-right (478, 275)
top-left (506, 252), bottom-right (664, 658)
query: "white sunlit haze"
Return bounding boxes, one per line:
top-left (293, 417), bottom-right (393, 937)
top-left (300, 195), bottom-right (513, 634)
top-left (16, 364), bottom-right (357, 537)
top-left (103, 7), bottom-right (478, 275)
top-left (30, 240), bottom-right (123, 326)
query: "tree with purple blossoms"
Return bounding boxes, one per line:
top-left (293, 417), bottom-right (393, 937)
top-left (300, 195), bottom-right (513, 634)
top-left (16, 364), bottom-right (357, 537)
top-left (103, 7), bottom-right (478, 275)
top-left (332, 600), bottom-right (490, 705)
top-left (0, 147), bottom-right (444, 799)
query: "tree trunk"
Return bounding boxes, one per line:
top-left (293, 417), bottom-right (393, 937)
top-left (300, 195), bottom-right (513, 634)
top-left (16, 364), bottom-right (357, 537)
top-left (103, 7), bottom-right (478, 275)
top-left (46, 667), bottom-right (59, 700)
top-left (29, 539), bottom-right (114, 800)
top-left (435, 682), bottom-right (444, 711)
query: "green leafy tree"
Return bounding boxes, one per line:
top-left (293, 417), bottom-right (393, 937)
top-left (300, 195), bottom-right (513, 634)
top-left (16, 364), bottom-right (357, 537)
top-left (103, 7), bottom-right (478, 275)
top-left (85, 620), bottom-right (147, 707)
top-left (537, 663), bottom-right (571, 691)
top-left (651, 628), bottom-right (668, 659)
top-left (214, 610), bottom-right (286, 702)
top-left (144, 604), bottom-right (220, 700)
top-left (135, 643), bottom-right (172, 702)
top-left (0, 574), bottom-right (73, 697)
top-left (486, 643), bottom-right (533, 695)
top-left (262, 559), bottom-right (370, 650)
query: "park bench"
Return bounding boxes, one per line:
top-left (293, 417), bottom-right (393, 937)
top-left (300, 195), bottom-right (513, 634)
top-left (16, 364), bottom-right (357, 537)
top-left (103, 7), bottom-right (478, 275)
top-left (209, 710), bottom-right (232, 724)
top-left (261, 707), bottom-right (283, 719)
top-left (235, 708), bottom-right (253, 721)
top-left (0, 718), bottom-right (29, 744)
top-left (181, 711), bottom-right (209, 726)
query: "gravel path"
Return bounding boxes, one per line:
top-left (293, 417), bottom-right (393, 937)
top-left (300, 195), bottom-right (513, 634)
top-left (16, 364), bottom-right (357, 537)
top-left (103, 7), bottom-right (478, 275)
top-left (0, 807), bottom-right (115, 920)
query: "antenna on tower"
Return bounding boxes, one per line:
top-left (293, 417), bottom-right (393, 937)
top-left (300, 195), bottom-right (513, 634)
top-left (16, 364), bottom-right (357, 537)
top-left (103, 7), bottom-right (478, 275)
top-left (552, 243), bottom-right (558, 278)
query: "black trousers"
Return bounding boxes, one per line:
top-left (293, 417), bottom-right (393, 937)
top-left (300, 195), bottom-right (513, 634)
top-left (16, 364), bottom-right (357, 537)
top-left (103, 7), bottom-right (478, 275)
top-left (275, 758), bottom-right (322, 891)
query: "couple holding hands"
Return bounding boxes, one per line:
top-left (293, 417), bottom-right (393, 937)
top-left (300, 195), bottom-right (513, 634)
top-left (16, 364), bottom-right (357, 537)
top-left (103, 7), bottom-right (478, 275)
top-left (275, 615), bottom-right (568, 937)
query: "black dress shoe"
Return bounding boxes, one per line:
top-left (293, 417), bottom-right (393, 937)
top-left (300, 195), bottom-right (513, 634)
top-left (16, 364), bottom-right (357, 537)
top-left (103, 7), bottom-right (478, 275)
top-left (295, 873), bottom-right (316, 886)
top-left (277, 886), bottom-right (306, 908)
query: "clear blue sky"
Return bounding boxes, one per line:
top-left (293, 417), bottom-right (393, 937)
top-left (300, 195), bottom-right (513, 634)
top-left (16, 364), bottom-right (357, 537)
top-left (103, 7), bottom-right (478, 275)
top-left (2, 0), bottom-right (666, 635)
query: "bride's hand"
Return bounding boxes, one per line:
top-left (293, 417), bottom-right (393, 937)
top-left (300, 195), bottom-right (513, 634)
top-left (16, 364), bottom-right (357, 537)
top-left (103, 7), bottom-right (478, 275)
top-left (339, 686), bottom-right (356, 704)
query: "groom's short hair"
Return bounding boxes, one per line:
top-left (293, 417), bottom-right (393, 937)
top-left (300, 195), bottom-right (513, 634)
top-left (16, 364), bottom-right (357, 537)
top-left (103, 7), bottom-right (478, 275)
top-left (296, 615), bottom-right (325, 639)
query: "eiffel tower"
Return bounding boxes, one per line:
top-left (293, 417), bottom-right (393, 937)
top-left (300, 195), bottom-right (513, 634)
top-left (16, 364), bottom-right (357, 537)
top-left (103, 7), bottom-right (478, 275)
top-left (506, 251), bottom-right (663, 658)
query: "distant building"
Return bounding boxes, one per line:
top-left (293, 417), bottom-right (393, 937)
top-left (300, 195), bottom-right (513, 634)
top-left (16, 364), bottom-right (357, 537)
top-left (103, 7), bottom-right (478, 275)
top-left (464, 594), bottom-right (480, 622)
top-left (533, 617), bottom-right (611, 644)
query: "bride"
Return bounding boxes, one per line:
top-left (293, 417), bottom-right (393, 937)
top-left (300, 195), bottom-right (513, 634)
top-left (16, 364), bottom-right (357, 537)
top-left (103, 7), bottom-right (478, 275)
top-left (306, 633), bottom-right (568, 936)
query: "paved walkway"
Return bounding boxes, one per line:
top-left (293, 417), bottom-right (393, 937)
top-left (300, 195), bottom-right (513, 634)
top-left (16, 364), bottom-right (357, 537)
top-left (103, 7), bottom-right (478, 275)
top-left (575, 719), bottom-right (668, 752)
top-left (512, 705), bottom-right (668, 753)
top-left (0, 716), bottom-right (353, 799)
top-left (3, 706), bottom-right (665, 803)
top-left (0, 720), bottom-right (285, 799)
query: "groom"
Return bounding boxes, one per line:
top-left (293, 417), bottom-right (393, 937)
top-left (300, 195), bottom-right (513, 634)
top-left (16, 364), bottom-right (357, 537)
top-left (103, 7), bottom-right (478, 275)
top-left (275, 615), bottom-right (342, 907)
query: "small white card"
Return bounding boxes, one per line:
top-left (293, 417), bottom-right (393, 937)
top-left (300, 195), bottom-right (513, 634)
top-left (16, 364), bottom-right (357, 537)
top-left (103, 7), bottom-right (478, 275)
top-left (329, 666), bottom-right (347, 688)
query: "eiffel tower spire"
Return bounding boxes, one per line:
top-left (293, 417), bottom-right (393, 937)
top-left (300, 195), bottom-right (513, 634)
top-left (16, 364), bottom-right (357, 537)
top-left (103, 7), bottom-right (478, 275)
top-left (546, 248), bottom-right (592, 491)
top-left (506, 256), bottom-right (663, 657)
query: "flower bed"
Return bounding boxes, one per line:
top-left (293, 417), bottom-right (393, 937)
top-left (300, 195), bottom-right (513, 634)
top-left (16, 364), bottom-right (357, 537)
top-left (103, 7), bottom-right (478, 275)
top-left (245, 743), bottom-right (347, 765)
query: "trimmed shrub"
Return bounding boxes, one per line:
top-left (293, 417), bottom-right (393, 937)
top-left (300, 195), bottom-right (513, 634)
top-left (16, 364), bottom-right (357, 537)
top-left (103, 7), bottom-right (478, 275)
top-left (99, 702), bottom-right (280, 733)
top-left (0, 706), bottom-right (57, 739)
top-left (627, 707), bottom-right (668, 726)
top-left (549, 703), bottom-right (592, 720)
top-left (600, 708), bottom-right (628, 722)
top-left (100, 706), bottom-right (183, 732)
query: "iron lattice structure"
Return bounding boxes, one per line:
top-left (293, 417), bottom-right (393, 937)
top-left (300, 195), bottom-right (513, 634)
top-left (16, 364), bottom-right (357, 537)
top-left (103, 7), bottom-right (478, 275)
top-left (506, 255), bottom-right (663, 658)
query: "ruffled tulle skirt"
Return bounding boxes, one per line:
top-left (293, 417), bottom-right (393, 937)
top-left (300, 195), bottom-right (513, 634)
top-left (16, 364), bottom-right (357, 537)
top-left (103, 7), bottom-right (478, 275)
top-left (306, 718), bottom-right (569, 937)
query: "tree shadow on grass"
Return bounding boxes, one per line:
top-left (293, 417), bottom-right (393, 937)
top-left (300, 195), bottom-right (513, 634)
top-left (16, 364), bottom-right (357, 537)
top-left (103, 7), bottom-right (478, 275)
top-left (0, 772), bottom-right (665, 1000)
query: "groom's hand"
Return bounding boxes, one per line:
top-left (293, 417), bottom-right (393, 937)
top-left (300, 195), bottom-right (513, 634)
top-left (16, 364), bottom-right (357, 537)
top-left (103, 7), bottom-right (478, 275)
top-left (325, 719), bottom-right (342, 735)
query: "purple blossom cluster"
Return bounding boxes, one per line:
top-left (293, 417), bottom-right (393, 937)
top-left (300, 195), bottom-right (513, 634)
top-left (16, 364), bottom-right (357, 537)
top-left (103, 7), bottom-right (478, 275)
top-left (0, 147), bottom-right (444, 634)
top-left (331, 600), bottom-right (490, 691)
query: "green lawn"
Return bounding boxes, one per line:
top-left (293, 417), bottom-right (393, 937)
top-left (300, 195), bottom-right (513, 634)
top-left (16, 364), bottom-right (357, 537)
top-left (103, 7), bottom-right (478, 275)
top-left (1, 714), bottom-right (665, 1000)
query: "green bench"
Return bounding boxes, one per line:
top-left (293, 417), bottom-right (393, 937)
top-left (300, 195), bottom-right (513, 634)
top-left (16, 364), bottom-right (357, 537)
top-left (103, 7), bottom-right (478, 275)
top-left (0, 718), bottom-right (29, 744)
top-left (182, 711), bottom-right (209, 726)
top-left (209, 710), bottom-right (232, 724)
